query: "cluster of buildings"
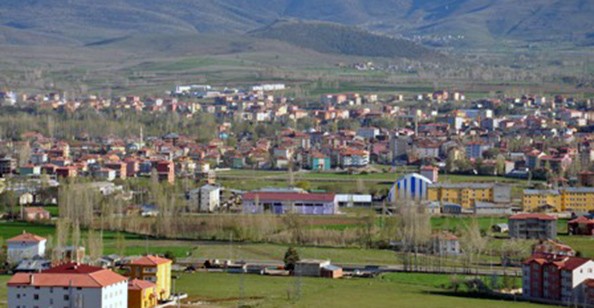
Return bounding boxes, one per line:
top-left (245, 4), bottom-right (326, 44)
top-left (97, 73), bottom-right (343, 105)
top-left (5, 231), bottom-right (173, 308)
top-left (387, 172), bottom-right (513, 215)
top-left (522, 250), bottom-right (594, 305)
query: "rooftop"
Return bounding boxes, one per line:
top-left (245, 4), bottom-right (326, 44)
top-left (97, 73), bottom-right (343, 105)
top-left (130, 255), bottom-right (172, 266)
top-left (7, 232), bottom-right (46, 243)
top-left (8, 263), bottom-right (127, 288)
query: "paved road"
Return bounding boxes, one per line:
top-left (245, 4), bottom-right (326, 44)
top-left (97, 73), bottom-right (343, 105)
top-left (176, 257), bottom-right (521, 276)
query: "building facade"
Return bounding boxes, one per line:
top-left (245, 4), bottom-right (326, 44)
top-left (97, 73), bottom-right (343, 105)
top-left (126, 255), bottom-right (172, 301)
top-left (427, 183), bottom-right (511, 209)
top-left (242, 192), bottom-right (338, 215)
top-left (128, 279), bottom-right (158, 308)
top-left (509, 213), bottom-right (557, 239)
top-left (523, 187), bottom-right (594, 212)
top-left (7, 232), bottom-right (46, 265)
top-left (7, 263), bottom-right (128, 308)
top-left (523, 256), bottom-right (594, 304)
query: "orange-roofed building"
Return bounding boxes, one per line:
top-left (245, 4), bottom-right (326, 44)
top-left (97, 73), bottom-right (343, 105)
top-left (126, 255), bottom-right (172, 301)
top-left (7, 262), bottom-right (128, 308)
top-left (6, 231), bottom-right (47, 264)
top-left (128, 279), bottom-right (158, 308)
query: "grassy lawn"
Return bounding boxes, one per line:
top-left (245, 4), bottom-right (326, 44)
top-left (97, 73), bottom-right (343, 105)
top-left (558, 235), bottom-right (594, 257)
top-left (0, 275), bottom-right (7, 307)
top-left (175, 272), bottom-right (544, 308)
top-left (0, 272), bottom-right (543, 308)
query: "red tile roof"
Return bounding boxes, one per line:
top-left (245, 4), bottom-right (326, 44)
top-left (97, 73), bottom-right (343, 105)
top-left (130, 255), bottom-right (172, 266)
top-left (569, 216), bottom-right (594, 224)
top-left (243, 192), bottom-right (336, 202)
top-left (128, 278), bottom-right (156, 291)
top-left (7, 232), bottom-right (46, 243)
top-left (560, 257), bottom-right (591, 271)
top-left (7, 263), bottom-right (127, 288)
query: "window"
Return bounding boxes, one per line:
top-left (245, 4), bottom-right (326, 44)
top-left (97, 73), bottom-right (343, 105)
top-left (64, 295), bottom-right (69, 300)
top-left (34, 294), bottom-right (39, 300)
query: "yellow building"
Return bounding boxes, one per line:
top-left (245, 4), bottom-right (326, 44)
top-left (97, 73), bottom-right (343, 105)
top-left (127, 255), bottom-right (172, 301)
top-left (522, 189), bottom-right (562, 212)
top-left (523, 188), bottom-right (594, 212)
top-left (128, 279), bottom-right (158, 308)
top-left (427, 183), bottom-right (510, 208)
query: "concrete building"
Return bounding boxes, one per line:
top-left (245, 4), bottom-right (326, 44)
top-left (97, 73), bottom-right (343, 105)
top-left (128, 279), bottom-right (158, 308)
top-left (189, 184), bottom-right (221, 212)
top-left (523, 256), bottom-right (594, 304)
top-left (242, 192), bottom-right (338, 215)
top-left (335, 194), bottom-right (372, 207)
top-left (7, 263), bottom-right (128, 308)
top-left (7, 232), bottom-right (46, 265)
top-left (522, 187), bottom-right (594, 212)
top-left (126, 255), bottom-right (172, 301)
top-left (295, 259), bottom-right (330, 277)
top-left (431, 232), bottom-right (461, 256)
top-left (427, 183), bottom-right (511, 209)
top-left (420, 165), bottom-right (439, 183)
top-left (509, 213), bottom-right (557, 240)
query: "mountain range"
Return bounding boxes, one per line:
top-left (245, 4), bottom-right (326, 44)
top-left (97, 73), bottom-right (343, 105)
top-left (0, 0), bottom-right (592, 48)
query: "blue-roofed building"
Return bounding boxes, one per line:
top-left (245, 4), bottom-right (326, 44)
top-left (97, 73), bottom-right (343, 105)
top-left (387, 173), bottom-right (433, 202)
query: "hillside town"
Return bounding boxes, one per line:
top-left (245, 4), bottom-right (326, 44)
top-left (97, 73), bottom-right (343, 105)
top-left (3, 83), bottom-right (594, 307)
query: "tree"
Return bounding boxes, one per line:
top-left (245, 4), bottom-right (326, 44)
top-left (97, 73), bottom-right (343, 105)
top-left (358, 211), bottom-right (377, 248)
top-left (115, 233), bottom-right (127, 256)
top-left (396, 201), bottom-right (431, 271)
top-left (495, 154), bottom-right (506, 176)
top-left (163, 251), bottom-right (177, 264)
top-left (71, 220), bottom-right (81, 249)
top-left (460, 219), bottom-right (487, 275)
top-left (17, 142), bottom-right (31, 167)
top-left (283, 247), bottom-right (300, 271)
top-left (295, 181), bottom-right (311, 191)
top-left (87, 230), bottom-right (103, 264)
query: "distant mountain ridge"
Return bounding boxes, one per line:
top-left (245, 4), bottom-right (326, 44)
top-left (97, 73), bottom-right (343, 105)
top-left (0, 0), bottom-right (592, 48)
top-left (250, 20), bottom-right (440, 60)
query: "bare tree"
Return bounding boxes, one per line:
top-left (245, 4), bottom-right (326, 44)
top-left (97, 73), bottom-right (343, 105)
top-left (87, 230), bottom-right (103, 264)
top-left (460, 218), bottom-right (487, 275)
top-left (396, 201), bottom-right (431, 271)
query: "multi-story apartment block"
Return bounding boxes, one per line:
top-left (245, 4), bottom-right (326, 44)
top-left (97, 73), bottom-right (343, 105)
top-left (7, 263), bottom-right (128, 308)
top-left (523, 256), bottom-right (594, 304)
top-left (126, 255), bottom-right (172, 301)
top-left (509, 213), bottom-right (557, 239)
top-left (523, 187), bottom-right (594, 212)
top-left (427, 183), bottom-right (511, 209)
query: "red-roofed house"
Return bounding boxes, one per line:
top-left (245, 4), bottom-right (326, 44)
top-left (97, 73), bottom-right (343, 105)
top-left (21, 207), bottom-right (50, 222)
top-left (242, 191), bottom-right (338, 215)
top-left (7, 263), bottom-right (128, 308)
top-left (568, 216), bottom-right (594, 235)
top-left (7, 232), bottom-right (47, 264)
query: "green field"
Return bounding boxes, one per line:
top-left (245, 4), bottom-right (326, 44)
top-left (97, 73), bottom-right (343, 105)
top-left (174, 272), bottom-right (542, 307)
top-left (0, 272), bottom-right (544, 308)
top-left (216, 169), bottom-right (536, 197)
